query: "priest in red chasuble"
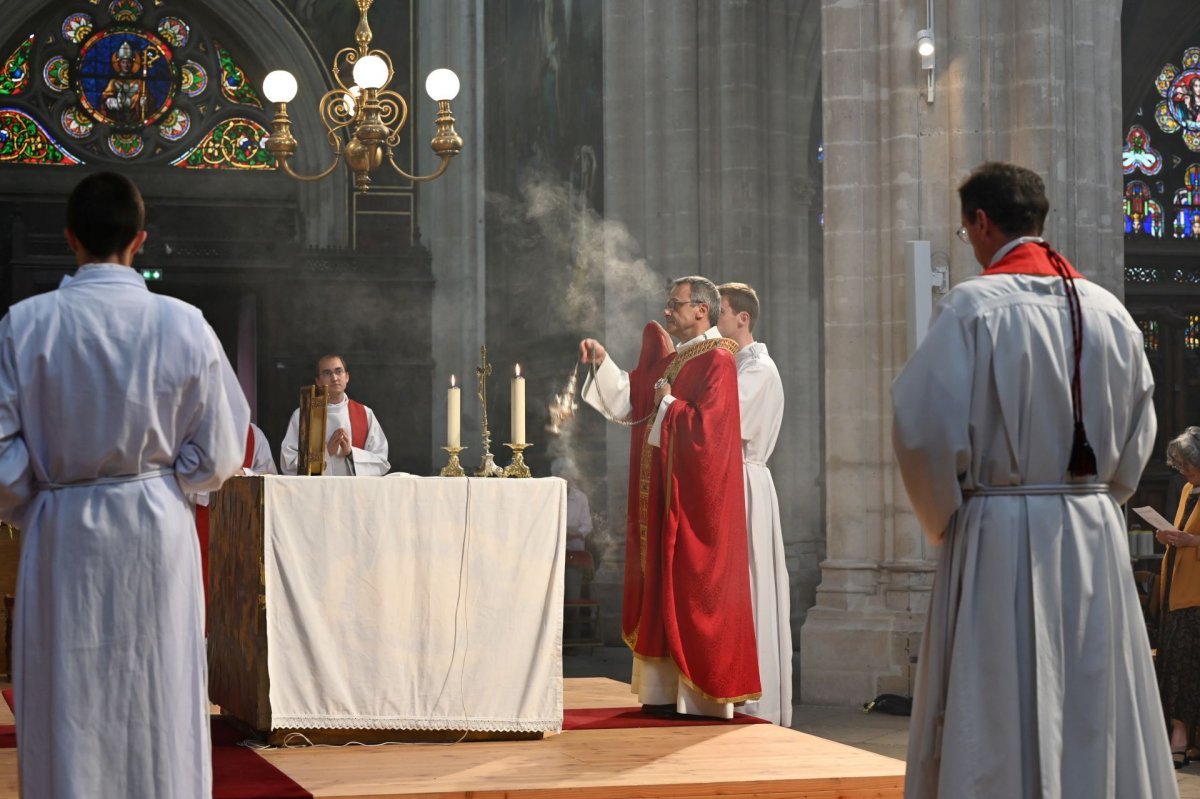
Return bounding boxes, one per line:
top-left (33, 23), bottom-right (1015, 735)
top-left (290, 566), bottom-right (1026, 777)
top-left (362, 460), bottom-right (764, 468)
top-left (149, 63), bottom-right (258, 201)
top-left (580, 275), bottom-right (760, 718)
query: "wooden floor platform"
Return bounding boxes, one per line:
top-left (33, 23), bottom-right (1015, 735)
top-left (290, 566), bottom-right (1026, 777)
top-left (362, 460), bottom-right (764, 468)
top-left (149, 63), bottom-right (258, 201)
top-left (263, 677), bottom-right (903, 799)
top-left (0, 677), bottom-right (906, 799)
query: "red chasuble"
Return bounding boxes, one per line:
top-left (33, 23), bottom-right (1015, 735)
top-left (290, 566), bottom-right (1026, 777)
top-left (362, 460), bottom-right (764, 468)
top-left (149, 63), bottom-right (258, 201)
top-left (621, 322), bottom-right (761, 703)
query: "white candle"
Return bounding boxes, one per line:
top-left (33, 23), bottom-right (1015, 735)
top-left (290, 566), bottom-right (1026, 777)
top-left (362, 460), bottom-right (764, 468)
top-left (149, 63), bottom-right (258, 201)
top-left (511, 365), bottom-right (525, 445)
top-left (447, 375), bottom-right (461, 448)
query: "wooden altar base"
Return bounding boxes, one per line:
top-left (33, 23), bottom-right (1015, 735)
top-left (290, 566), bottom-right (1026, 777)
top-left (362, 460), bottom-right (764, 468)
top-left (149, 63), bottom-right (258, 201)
top-left (0, 678), bottom-right (906, 798)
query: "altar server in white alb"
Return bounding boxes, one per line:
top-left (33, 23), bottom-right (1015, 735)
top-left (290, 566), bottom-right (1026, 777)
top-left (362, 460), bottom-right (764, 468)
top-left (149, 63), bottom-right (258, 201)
top-left (279, 354), bottom-right (390, 476)
top-left (893, 161), bottom-right (1176, 798)
top-left (5, 172), bottom-right (250, 799)
top-left (716, 281), bottom-right (791, 727)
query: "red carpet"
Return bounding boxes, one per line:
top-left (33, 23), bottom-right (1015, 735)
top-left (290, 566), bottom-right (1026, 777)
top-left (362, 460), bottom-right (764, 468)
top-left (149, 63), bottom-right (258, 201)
top-left (211, 718), bottom-right (311, 799)
top-left (562, 705), bottom-right (771, 731)
top-left (1, 688), bottom-right (12, 748)
top-left (0, 688), bottom-right (308, 798)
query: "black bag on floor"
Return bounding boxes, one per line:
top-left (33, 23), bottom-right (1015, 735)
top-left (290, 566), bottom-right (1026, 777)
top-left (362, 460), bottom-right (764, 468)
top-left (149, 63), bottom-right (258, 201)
top-left (862, 693), bottom-right (912, 716)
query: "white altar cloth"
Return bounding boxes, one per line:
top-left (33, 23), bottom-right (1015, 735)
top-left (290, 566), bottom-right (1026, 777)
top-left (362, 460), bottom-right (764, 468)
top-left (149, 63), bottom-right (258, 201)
top-left (261, 475), bottom-right (566, 732)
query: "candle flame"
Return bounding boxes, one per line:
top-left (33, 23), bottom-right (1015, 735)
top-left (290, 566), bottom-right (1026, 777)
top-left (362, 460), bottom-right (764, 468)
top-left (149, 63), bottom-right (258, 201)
top-left (515, 364), bottom-right (522, 377)
top-left (450, 374), bottom-right (456, 388)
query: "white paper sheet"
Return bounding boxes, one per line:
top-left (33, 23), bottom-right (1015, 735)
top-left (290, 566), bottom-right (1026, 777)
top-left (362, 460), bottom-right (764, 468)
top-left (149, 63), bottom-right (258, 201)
top-left (1132, 505), bottom-right (1174, 531)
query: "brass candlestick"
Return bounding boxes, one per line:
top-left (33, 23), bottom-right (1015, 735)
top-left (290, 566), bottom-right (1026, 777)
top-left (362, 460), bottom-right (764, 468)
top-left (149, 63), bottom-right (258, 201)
top-left (474, 345), bottom-right (505, 477)
top-left (439, 446), bottom-right (466, 477)
top-left (503, 443), bottom-right (532, 478)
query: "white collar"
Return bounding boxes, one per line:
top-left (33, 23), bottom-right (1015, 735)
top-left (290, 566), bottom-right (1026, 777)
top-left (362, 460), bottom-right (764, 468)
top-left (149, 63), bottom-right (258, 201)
top-left (989, 236), bottom-right (1045, 267)
top-left (677, 326), bottom-right (721, 351)
top-left (736, 341), bottom-right (763, 362)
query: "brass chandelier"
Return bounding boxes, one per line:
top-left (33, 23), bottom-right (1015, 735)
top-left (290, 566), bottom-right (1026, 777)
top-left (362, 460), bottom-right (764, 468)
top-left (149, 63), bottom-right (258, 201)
top-left (260, 0), bottom-right (463, 191)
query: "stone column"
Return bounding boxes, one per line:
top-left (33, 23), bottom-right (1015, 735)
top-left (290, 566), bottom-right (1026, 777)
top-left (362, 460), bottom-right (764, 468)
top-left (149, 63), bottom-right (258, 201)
top-left (418, 1), bottom-right (489, 461)
top-left (800, 0), bottom-right (1123, 705)
top-left (600, 1), bottom-right (825, 650)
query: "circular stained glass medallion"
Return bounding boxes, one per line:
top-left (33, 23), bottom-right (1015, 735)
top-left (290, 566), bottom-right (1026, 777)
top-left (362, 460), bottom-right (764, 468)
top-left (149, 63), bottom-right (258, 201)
top-left (76, 29), bottom-right (176, 128)
top-left (180, 60), bottom-right (207, 97)
top-left (43, 56), bottom-right (69, 92)
top-left (158, 108), bottom-right (190, 141)
top-left (61, 13), bottom-right (94, 45)
top-left (108, 0), bottom-right (143, 23)
top-left (157, 16), bottom-right (190, 48)
top-left (1168, 70), bottom-right (1200, 137)
top-left (108, 132), bottom-right (143, 158)
top-left (61, 107), bottom-right (94, 138)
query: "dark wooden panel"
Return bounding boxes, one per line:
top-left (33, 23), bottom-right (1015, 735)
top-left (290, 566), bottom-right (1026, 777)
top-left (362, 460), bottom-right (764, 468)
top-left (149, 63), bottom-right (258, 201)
top-left (208, 475), bottom-right (270, 731)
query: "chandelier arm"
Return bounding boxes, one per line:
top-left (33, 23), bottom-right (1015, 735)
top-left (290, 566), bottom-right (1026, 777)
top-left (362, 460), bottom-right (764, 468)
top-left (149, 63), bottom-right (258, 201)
top-left (331, 47), bottom-right (359, 92)
top-left (376, 90), bottom-right (409, 147)
top-left (386, 149), bottom-right (453, 183)
top-left (278, 153), bottom-right (345, 182)
top-left (318, 88), bottom-right (358, 131)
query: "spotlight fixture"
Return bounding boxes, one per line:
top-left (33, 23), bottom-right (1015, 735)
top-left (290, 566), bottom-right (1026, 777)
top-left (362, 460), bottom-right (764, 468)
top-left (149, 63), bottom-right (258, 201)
top-left (916, 29), bottom-right (935, 66)
top-left (916, 28), bottom-right (935, 103)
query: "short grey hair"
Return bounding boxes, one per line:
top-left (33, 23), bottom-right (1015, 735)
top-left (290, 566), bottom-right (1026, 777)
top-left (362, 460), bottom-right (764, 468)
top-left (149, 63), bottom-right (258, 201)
top-left (1167, 426), bottom-right (1200, 471)
top-left (671, 275), bottom-right (720, 326)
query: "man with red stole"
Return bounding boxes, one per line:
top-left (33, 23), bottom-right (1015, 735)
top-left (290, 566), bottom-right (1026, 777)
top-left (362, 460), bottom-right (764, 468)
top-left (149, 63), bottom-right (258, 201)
top-left (580, 275), bottom-right (760, 718)
top-left (895, 162), bottom-right (1173, 797)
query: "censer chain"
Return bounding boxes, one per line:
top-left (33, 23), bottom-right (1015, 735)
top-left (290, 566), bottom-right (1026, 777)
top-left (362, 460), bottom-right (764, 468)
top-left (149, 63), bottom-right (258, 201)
top-left (588, 347), bottom-right (658, 428)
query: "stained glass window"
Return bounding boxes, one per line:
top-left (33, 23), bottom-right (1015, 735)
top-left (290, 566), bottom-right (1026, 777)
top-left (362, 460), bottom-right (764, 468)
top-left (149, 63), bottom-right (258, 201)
top-left (76, 30), bottom-right (177, 127)
top-left (214, 42), bottom-right (261, 108)
top-left (0, 3), bottom-right (275, 170)
top-left (1154, 47), bottom-right (1200, 152)
top-left (1186, 315), bottom-right (1200, 350)
top-left (0, 108), bottom-right (82, 164)
top-left (1139, 319), bottom-right (1160, 352)
top-left (0, 35), bottom-right (34, 96)
top-left (1126, 266), bottom-right (1160, 283)
top-left (1170, 164), bottom-right (1200, 239)
top-left (170, 117), bottom-right (273, 170)
top-left (1124, 125), bottom-right (1163, 176)
top-left (1125, 181), bottom-right (1164, 237)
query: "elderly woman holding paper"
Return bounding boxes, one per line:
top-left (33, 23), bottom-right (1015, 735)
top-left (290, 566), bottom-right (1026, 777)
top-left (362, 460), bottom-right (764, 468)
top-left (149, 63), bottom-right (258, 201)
top-left (1156, 426), bottom-right (1200, 768)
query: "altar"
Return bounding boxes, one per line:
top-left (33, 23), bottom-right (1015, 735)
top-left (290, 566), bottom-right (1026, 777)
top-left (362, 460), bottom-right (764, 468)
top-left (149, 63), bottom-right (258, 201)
top-left (207, 475), bottom-right (567, 742)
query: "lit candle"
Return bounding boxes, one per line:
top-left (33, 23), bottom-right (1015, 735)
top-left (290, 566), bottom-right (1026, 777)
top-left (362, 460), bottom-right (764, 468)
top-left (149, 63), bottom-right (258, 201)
top-left (447, 375), bottom-right (461, 448)
top-left (511, 364), bottom-right (525, 445)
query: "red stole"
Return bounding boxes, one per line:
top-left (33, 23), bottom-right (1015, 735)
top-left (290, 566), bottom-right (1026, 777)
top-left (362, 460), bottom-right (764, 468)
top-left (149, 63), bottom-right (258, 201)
top-left (982, 242), bottom-right (1084, 278)
top-left (348, 399), bottom-right (368, 449)
top-left (242, 424), bottom-right (255, 469)
top-left (622, 323), bottom-right (761, 703)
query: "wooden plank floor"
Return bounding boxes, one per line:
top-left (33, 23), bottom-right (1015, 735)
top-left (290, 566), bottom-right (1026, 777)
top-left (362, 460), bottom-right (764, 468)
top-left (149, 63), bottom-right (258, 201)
top-left (562, 676), bottom-right (641, 709)
top-left (0, 678), bottom-right (906, 799)
top-left (256, 677), bottom-right (904, 798)
top-left (262, 722), bottom-right (904, 799)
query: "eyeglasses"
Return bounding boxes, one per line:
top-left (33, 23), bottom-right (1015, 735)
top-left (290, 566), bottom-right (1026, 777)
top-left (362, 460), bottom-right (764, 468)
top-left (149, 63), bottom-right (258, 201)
top-left (956, 226), bottom-right (970, 244)
top-left (665, 298), bottom-right (704, 311)
top-left (319, 367), bottom-right (347, 378)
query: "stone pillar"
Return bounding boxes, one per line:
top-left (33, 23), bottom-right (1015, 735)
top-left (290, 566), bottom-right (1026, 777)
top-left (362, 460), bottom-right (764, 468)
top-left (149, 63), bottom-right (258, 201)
top-left (418, 1), bottom-right (489, 461)
top-left (600, 1), bottom-right (825, 651)
top-left (800, 0), bottom-right (1123, 705)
